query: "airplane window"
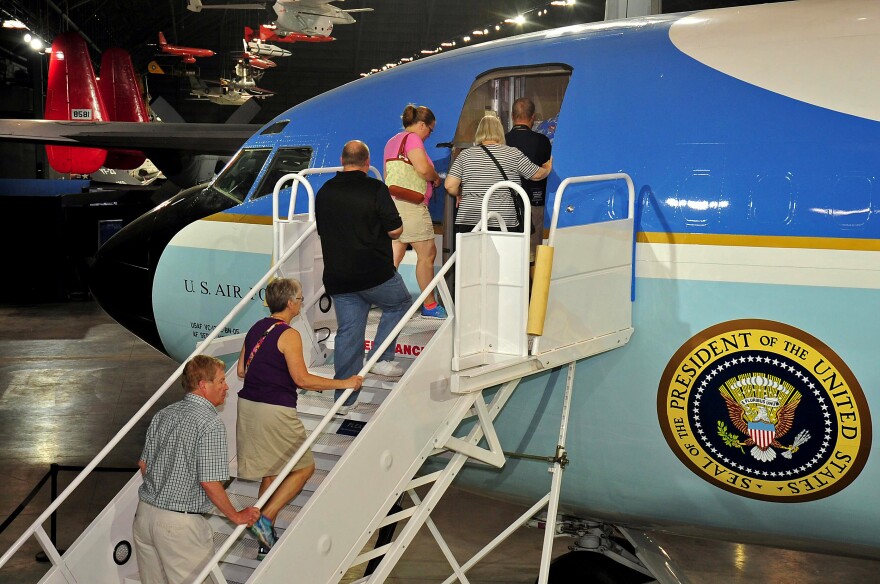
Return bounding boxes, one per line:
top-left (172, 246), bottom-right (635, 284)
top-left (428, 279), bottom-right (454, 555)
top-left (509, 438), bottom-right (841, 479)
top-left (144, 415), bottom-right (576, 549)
top-left (831, 175), bottom-right (873, 229)
top-left (261, 121), bottom-right (290, 135)
top-left (209, 148), bottom-right (272, 203)
top-left (252, 147), bottom-right (314, 199)
top-left (750, 173), bottom-right (795, 226)
top-left (451, 64), bottom-right (572, 150)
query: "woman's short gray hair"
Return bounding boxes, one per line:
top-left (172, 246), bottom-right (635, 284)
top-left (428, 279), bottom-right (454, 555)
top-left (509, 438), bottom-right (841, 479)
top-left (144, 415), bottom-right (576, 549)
top-left (265, 278), bottom-right (302, 313)
top-left (474, 115), bottom-right (506, 145)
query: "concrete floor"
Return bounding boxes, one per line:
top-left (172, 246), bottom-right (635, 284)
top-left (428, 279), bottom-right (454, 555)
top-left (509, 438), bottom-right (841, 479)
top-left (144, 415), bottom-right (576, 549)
top-left (1, 301), bottom-right (879, 583)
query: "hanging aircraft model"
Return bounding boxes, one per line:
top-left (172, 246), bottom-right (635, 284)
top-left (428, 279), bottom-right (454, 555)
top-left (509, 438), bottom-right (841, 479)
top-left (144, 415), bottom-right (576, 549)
top-left (5, 1), bottom-right (880, 582)
top-left (187, 0), bottom-right (373, 40)
top-left (239, 38), bottom-right (291, 70)
top-left (187, 65), bottom-right (275, 106)
top-left (245, 37), bottom-right (292, 59)
top-left (157, 31), bottom-right (215, 63)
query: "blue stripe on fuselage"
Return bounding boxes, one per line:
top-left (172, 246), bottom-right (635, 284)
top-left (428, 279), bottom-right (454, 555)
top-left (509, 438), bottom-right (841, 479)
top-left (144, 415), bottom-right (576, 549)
top-left (226, 15), bottom-right (879, 242)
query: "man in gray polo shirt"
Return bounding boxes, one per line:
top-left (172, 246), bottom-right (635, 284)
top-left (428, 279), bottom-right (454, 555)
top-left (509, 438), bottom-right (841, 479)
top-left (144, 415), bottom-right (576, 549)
top-left (134, 355), bottom-right (259, 583)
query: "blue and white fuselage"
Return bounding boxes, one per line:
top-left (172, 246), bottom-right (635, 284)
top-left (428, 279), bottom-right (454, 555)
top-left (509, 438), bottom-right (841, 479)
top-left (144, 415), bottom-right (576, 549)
top-left (92, 0), bottom-right (880, 558)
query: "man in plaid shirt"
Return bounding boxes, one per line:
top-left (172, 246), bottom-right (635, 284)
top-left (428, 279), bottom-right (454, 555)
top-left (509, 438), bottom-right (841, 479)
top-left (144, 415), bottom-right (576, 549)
top-left (134, 355), bottom-right (260, 583)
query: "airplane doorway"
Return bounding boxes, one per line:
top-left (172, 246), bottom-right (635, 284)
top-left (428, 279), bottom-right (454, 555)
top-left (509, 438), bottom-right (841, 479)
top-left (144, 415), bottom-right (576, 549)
top-left (443, 64), bottom-right (572, 261)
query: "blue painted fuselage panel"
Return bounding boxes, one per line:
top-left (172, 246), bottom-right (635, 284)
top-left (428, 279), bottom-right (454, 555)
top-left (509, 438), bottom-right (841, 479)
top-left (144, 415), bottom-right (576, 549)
top-left (151, 10), bottom-right (880, 555)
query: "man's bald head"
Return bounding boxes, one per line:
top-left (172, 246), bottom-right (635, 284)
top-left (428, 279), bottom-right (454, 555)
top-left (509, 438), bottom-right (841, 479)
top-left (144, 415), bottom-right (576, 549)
top-left (511, 97), bottom-right (536, 125)
top-left (341, 140), bottom-right (370, 171)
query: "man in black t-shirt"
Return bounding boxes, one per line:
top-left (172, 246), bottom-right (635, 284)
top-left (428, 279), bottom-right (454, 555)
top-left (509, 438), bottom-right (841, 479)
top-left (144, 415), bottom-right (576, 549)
top-left (315, 140), bottom-right (410, 414)
top-left (505, 97), bottom-right (553, 263)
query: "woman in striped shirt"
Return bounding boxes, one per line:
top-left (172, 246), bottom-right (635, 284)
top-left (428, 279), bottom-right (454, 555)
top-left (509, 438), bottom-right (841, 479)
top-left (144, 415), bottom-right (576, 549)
top-left (445, 115), bottom-right (552, 233)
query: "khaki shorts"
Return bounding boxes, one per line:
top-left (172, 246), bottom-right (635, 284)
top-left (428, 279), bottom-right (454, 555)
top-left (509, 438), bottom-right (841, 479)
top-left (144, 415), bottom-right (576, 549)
top-left (394, 199), bottom-right (435, 243)
top-left (236, 397), bottom-right (314, 480)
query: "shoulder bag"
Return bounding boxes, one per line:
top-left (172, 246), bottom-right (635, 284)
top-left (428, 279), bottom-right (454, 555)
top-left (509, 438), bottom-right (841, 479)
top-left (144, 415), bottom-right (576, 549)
top-left (385, 133), bottom-right (427, 204)
top-left (479, 145), bottom-right (529, 233)
top-left (243, 320), bottom-right (286, 376)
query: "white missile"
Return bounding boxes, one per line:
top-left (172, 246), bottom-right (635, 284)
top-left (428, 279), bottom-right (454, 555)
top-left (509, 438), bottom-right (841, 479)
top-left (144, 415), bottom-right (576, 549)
top-left (246, 40), bottom-right (292, 58)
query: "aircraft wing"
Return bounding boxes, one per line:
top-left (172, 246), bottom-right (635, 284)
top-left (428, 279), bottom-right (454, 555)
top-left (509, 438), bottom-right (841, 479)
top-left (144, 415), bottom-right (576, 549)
top-left (0, 119), bottom-right (259, 155)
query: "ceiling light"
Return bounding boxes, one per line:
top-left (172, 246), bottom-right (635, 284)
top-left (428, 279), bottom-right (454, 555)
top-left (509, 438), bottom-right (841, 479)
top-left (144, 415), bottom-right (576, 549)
top-left (463, 36), bottom-right (471, 42)
top-left (23, 32), bottom-right (32, 42)
top-left (473, 30), bottom-right (483, 35)
top-left (441, 41), bottom-right (455, 47)
top-left (3, 19), bottom-right (27, 29)
top-left (30, 38), bottom-right (43, 51)
top-left (483, 29), bottom-right (488, 34)
top-left (515, 15), bottom-right (526, 25)
top-left (495, 25), bottom-right (501, 31)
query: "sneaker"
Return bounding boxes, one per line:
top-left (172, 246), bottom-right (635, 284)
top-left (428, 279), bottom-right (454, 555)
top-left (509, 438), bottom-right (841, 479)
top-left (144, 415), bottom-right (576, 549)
top-left (370, 360), bottom-right (405, 377)
top-left (334, 403), bottom-right (357, 418)
top-left (421, 304), bottom-right (448, 319)
top-left (249, 514), bottom-right (276, 549)
top-left (257, 528), bottom-right (278, 560)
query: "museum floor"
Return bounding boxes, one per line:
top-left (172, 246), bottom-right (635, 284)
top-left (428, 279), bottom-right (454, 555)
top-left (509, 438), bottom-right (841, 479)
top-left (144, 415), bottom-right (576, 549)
top-left (1, 301), bottom-right (879, 583)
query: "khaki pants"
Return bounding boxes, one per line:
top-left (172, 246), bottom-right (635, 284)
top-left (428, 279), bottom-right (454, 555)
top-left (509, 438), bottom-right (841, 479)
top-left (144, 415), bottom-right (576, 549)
top-left (530, 205), bottom-right (545, 263)
top-left (133, 501), bottom-right (217, 584)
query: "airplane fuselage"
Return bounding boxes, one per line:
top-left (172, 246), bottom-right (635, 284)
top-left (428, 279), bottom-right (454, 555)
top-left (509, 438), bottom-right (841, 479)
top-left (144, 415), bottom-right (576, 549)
top-left (92, 0), bottom-right (880, 559)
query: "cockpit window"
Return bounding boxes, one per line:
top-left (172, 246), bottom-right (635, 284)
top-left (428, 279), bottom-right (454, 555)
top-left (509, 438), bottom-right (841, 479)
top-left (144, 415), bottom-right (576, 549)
top-left (261, 121), bottom-right (290, 135)
top-left (209, 148), bottom-right (272, 203)
top-left (252, 147), bottom-right (313, 199)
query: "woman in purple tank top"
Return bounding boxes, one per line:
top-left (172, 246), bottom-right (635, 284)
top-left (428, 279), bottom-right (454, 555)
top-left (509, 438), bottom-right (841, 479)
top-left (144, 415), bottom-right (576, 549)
top-left (235, 278), bottom-right (363, 557)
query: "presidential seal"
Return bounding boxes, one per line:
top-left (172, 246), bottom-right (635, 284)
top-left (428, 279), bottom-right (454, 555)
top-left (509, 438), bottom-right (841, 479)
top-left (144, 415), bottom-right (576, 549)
top-left (658, 319), bottom-right (871, 502)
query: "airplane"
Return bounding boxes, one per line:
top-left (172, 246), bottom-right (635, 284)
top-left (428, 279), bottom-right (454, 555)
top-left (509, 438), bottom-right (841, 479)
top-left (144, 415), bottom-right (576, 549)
top-left (245, 37), bottom-right (292, 59)
top-left (157, 30), bottom-right (215, 63)
top-left (6, 1), bottom-right (880, 582)
top-left (189, 0), bottom-right (373, 40)
top-left (249, 22), bottom-right (335, 43)
top-left (241, 39), bottom-right (283, 70)
top-left (41, 32), bottom-right (150, 174)
top-left (187, 69), bottom-right (275, 106)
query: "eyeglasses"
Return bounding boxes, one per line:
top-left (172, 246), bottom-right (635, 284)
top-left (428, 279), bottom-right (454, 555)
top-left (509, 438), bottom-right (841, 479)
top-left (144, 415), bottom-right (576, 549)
top-left (424, 122), bottom-right (435, 134)
top-left (295, 296), bottom-right (304, 302)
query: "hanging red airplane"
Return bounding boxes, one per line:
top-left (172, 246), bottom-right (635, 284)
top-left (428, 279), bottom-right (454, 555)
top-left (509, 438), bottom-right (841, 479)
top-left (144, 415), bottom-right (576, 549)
top-left (243, 24), bottom-right (333, 45)
top-left (157, 31), bottom-right (215, 63)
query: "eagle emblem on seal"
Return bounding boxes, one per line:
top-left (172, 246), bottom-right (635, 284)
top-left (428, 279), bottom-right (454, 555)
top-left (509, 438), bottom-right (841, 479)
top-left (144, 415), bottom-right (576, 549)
top-left (717, 373), bottom-right (811, 462)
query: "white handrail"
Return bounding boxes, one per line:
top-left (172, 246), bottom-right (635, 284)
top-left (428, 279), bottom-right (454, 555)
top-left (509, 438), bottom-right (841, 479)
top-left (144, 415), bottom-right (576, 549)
top-left (288, 165), bottom-right (383, 220)
top-left (546, 173), bottom-right (635, 247)
top-left (273, 172), bottom-right (316, 223)
top-left (271, 166), bottom-right (383, 262)
top-left (0, 220), bottom-right (319, 573)
top-left (479, 181), bottom-right (530, 233)
top-left (272, 173), bottom-right (315, 267)
top-left (194, 251), bottom-right (460, 584)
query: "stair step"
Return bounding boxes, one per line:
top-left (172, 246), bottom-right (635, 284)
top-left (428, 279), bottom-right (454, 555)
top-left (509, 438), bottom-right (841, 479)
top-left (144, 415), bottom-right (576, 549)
top-left (209, 492), bottom-right (302, 529)
top-left (297, 392), bottom-right (380, 420)
top-left (218, 561), bottom-right (252, 584)
top-left (307, 359), bottom-right (414, 390)
top-left (228, 466), bottom-right (329, 496)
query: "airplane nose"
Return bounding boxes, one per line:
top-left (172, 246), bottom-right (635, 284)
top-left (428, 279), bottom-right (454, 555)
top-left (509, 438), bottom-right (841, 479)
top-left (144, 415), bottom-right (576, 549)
top-left (89, 183), bottom-right (240, 355)
top-left (90, 206), bottom-right (164, 352)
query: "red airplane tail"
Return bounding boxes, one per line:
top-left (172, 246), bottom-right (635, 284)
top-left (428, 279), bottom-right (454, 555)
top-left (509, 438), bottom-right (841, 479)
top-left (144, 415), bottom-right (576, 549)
top-left (243, 26), bottom-right (255, 43)
top-left (158, 31), bottom-right (168, 47)
top-left (97, 48), bottom-right (148, 169)
top-left (45, 32), bottom-right (108, 174)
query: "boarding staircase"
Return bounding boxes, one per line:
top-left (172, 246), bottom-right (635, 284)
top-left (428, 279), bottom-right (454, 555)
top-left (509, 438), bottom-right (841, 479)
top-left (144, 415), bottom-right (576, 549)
top-left (0, 170), bottom-right (636, 584)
